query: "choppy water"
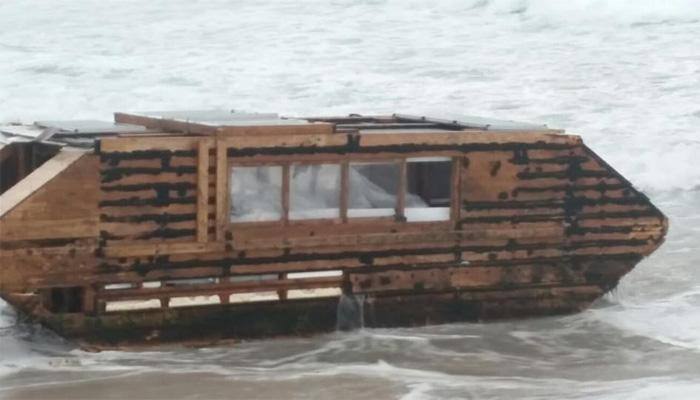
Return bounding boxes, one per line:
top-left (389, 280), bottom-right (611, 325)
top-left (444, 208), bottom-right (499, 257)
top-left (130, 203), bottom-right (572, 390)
top-left (1, 1), bottom-right (699, 398)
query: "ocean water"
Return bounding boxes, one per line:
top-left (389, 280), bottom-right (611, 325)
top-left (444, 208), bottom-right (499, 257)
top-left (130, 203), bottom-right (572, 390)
top-left (1, 0), bottom-right (699, 398)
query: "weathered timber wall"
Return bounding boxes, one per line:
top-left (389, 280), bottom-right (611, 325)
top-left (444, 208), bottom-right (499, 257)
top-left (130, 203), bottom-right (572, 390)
top-left (0, 153), bottom-right (100, 295)
top-left (89, 132), bottom-right (666, 311)
top-left (0, 130), bottom-right (667, 338)
top-left (98, 140), bottom-right (200, 245)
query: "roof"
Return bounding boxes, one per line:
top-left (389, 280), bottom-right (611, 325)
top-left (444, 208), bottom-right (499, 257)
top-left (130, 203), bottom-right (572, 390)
top-left (0, 110), bottom-right (562, 149)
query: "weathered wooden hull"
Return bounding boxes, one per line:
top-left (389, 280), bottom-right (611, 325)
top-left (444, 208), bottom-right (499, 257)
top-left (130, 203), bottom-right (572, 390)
top-left (0, 113), bottom-right (667, 348)
top-left (42, 283), bottom-right (605, 347)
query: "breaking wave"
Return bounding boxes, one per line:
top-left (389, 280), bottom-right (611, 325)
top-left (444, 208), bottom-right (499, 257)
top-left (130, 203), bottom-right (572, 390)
top-left (440, 0), bottom-right (700, 25)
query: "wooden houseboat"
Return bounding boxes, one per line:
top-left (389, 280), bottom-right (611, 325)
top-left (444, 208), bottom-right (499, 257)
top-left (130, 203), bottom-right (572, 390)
top-left (0, 111), bottom-right (667, 347)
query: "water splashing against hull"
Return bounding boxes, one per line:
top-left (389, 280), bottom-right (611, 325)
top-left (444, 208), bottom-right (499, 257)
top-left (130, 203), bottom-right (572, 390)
top-left (336, 294), bottom-right (365, 331)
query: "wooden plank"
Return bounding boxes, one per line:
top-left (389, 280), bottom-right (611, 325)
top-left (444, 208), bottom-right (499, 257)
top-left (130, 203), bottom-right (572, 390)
top-left (215, 142), bottom-right (228, 241)
top-left (197, 140), bottom-right (212, 242)
top-left (100, 220), bottom-right (196, 238)
top-left (114, 113), bottom-right (218, 135)
top-left (103, 242), bottom-right (226, 258)
top-left (1, 217), bottom-right (99, 241)
top-left (282, 163), bottom-right (290, 224)
top-left (228, 151), bottom-right (463, 165)
top-left (349, 263), bottom-right (589, 294)
top-left (217, 123), bottom-right (334, 137)
top-left (397, 160), bottom-right (406, 219)
top-left (100, 172), bottom-right (197, 187)
top-left (340, 162), bottom-right (349, 222)
top-left (450, 156), bottom-right (461, 223)
top-left (101, 157), bottom-right (196, 169)
top-left (220, 132), bottom-right (346, 148)
top-left (98, 276), bottom-right (342, 301)
top-left (359, 131), bottom-right (581, 147)
top-left (99, 136), bottom-right (201, 152)
top-left (0, 149), bottom-right (87, 218)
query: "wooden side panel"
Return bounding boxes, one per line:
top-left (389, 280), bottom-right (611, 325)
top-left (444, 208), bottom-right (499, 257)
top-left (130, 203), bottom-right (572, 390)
top-left (0, 153), bottom-right (100, 292)
top-left (459, 143), bottom-right (667, 260)
top-left (90, 134), bottom-right (666, 303)
top-left (98, 142), bottom-right (200, 245)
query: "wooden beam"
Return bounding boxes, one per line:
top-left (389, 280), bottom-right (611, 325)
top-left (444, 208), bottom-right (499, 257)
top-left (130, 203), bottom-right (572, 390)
top-left (215, 142), bottom-right (228, 241)
top-left (450, 156), bottom-right (461, 223)
top-left (282, 163), bottom-right (290, 225)
top-left (0, 149), bottom-right (87, 218)
top-left (340, 161), bottom-right (349, 223)
top-left (397, 160), bottom-right (406, 220)
top-left (103, 242), bottom-right (226, 258)
top-left (98, 276), bottom-right (342, 301)
top-left (1, 217), bottom-right (99, 241)
top-left (359, 131), bottom-right (581, 147)
top-left (217, 123), bottom-right (334, 137)
top-left (114, 113), bottom-right (218, 135)
top-left (99, 136), bottom-right (200, 152)
top-left (219, 133), bottom-right (347, 149)
top-left (196, 140), bottom-right (212, 242)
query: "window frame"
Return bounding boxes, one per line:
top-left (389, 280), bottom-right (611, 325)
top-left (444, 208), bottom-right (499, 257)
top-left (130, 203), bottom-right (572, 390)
top-left (227, 156), bottom-right (458, 227)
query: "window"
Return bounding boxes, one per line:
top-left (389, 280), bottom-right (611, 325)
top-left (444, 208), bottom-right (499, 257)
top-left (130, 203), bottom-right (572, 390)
top-left (348, 162), bottom-right (400, 218)
top-left (227, 158), bottom-right (453, 224)
top-left (230, 166), bottom-right (282, 222)
top-left (405, 157), bottom-right (452, 221)
top-left (290, 164), bottom-right (341, 220)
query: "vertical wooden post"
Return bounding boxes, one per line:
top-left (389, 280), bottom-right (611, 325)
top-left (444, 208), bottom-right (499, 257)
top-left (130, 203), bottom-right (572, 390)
top-left (196, 140), bottom-right (211, 243)
top-left (450, 157), bottom-right (461, 223)
top-left (82, 286), bottom-right (96, 315)
top-left (340, 161), bottom-right (349, 222)
top-left (215, 142), bottom-right (228, 241)
top-left (277, 272), bottom-right (288, 301)
top-left (282, 163), bottom-right (290, 224)
top-left (397, 159), bottom-right (407, 220)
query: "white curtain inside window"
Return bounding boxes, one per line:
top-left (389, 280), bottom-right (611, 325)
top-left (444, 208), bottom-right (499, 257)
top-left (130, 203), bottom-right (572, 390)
top-left (230, 166), bottom-right (282, 222)
top-left (290, 164), bottom-right (341, 220)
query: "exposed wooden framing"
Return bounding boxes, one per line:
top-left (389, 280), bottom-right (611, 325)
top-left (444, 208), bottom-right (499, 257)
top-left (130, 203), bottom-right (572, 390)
top-left (397, 159), bottom-right (407, 220)
top-left (450, 156), bottom-right (461, 223)
top-left (215, 142), bottom-right (228, 241)
top-left (1, 218), bottom-right (99, 241)
top-left (98, 275), bottom-right (342, 301)
top-left (340, 161), bottom-right (349, 222)
top-left (216, 123), bottom-right (334, 137)
top-left (196, 140), bottom-right (212, 242)
top-left (103, 242), bottom-right (226, 258)
top-left (359, 131), bottom-right (581, 147)
top-left (0, 149), bottom-right (87, 218)
top-left (219, 132), bottom-right (347, 149)
top-left (115, 112), bottom-right (218, 135)
top-left (282, 163), bottom-right (290, 225)
top-left (99, 136), bottom-right (200, 152)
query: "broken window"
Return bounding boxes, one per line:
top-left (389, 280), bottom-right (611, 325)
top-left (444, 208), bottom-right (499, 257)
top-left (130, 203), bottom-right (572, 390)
top-left (230, 166), bottom-right (283, 222)
top-left (405, 157), bottom-right (452, 221)
top-left (290, 164), bottom-right (341, 220)
top-left (348, 162), bottom-right (400, 218)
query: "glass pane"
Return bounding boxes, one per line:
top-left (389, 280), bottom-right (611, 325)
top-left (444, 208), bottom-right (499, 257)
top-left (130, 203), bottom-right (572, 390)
top-left (348, 162), bottom-right (399, 218)
top-left (290, 164), bottom-right (341, 220)
top-left (230, 166), bottom-right (282, 222)
top-left (405, 158), bottom-right (451, 222)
